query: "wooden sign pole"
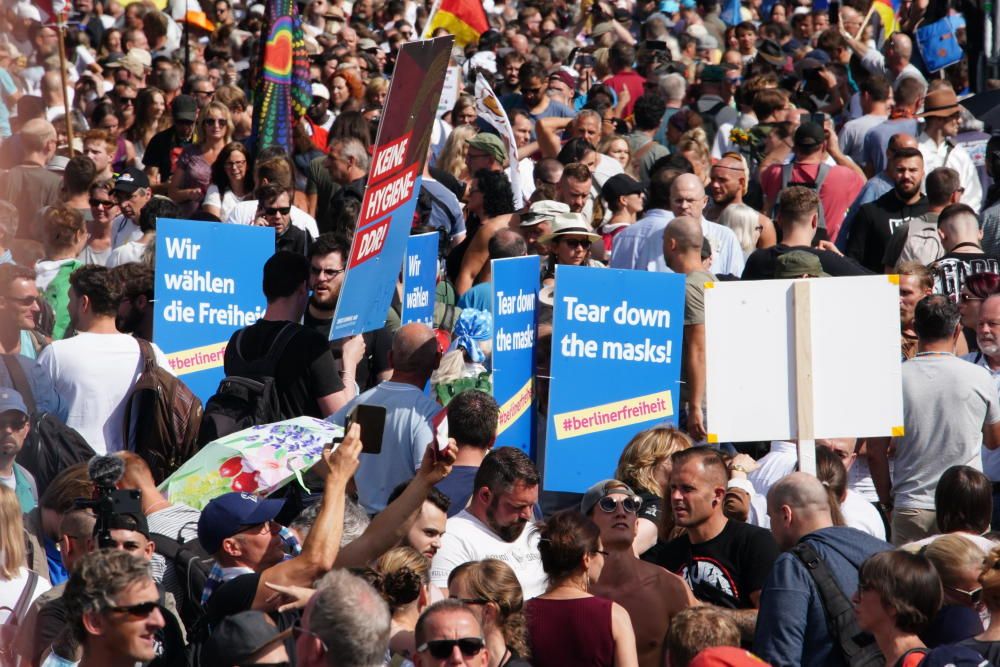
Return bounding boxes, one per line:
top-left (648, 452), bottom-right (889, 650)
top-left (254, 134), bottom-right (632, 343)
top-left (793, 280), bottom-right (817, 476)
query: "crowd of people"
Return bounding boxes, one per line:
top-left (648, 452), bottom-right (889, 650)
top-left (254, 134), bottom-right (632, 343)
top-left (0, 0), bottom-right (999, 665)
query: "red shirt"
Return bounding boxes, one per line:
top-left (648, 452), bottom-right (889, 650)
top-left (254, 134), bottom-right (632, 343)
top-left (605, 70), bottom-right (646, 118)
top-left (760, 161), bottom-right (865, 242)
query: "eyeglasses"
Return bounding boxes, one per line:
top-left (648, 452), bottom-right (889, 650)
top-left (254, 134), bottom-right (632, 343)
top-left (203, 118), bottom-right (227, 126)
top-left (597, 495), bottom-right (642, 514)
top-left (947, 585), bottom-right (983, 606)
top-left (417, 637), bottom-right (486, 659)
top-left (194, 89), bottom-right (215, 97)
top-left (240, 522), bottom-right (275, 536)
top-left (0, 414), bottom-right (28, 430)
top-left (310, 266), bottom-right (346, 277)
top-left (4, 295), bottom-right (38, 307)
top-left (561, 238), bottom-right (592, 250)
top-left (291, 623), bottom-right (328, 651)
top-left (225, 160), bottom-right (247, 169)
top-left (593, 549), bottom-right (610, 557)
top-left (451, 597), bottom-right (490, 605)
top-left (262, 206), bottom-right (291, 216)
top-left (961, 293), bottom-right (984, 303)
top-left (119, 97), bottom-right (136, 105)
top-left (726, 77), bottom-right (743, 85)
top-left (89, 198), bottom-right (116, 208)
top-left (106, 600), bottom-right (159, 618)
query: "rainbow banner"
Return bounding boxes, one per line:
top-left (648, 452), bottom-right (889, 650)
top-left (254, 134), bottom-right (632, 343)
top-left (422, 0), bottom-right (489, 47)
top-left (873, 0), bottom-right (900, 38)
top-left (251, 0), bottom-right (311, 154)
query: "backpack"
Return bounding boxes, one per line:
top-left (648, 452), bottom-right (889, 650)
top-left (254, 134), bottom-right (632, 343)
top-left (197, 324), bottom-right (299, 446)
top-left (700, 100), bottom-right (730, 151)
top-left (792, 542), bottom-right (884, 667)
top-left (3, 355), bottom-right (95, 494)
top-left (122, 339), bottom-right (204, 484)
top-left (150, 526), bottom-right (212, 633)
top-left (775, 162), bottom-right (831, 231)
top-left (895, 216), bottom-right (945, 268)
top-left (0, 570), bottom-right (38, 667)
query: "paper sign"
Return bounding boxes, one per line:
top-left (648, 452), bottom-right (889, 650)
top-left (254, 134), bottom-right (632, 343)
top-left (492, 255), bottom-right (540, 456)
top-left (474, 73), bottom-right (524, 209)
top-left (543, 266), bottom-right (685, 492)
top-left (705, 275), bottom-right (904, 442)
top-left (154, 218), bottom-right (274, 402)
top-left (401, 232), bottom-right (439, 326)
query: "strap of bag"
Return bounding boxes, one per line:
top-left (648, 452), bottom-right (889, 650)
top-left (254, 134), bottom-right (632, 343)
top-left (1, 355), bottom-right (36, 414)
top-left (261, 324), bottom-right (300, 375)
top-left (814, 162), bottom-right (831, 190)
top-left (230, 323), bottom-right (299, 378)
top-left (708, 101), bottom-right (728, 117)
top-left (136, 338), bottom-right (158, 373)
top-left (792, 542), bottom-right (864, 656)
top-left (5, 570), bottom-right (38, 625)
top-left (780, 162), bottom-right (792, 190)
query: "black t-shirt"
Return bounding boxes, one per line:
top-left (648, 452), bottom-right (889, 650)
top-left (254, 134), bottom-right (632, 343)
top-left (223, 319), bottom-right (343, 419)
top-left (742, 244), bottom-right (872, 280)
top-left (932, 248), bottom-right (1000, 301)
top-left (144, 128), bottom-right (192, 181)
top-left (643, 519), bottom-right (779, 609)
top-left (276, 224), bottom-right (310, 256)
top-left (958, 639), bottom-right (1000, 663)
top-left (637, 489), bottom-right (663, 526)
top-left (846, 191), bottom-right (929, 272)
top-left (303, 307), bottom-right (393, 392)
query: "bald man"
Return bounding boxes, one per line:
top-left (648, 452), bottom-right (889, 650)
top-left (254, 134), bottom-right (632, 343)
top-left (705, 156), bottom-right (776, 248)
top-left (844, 30), bottom-right (928, 90)
top-left (639, 173), bottom-right (745, 277)
top-left (932, 203), bottom-right (1000, 303)
top-left (0, 118), bottom-right (62, 240)
top-left (330, 322), bottom-right (445, 513)
top-left (753, 472), bottom-right (891, 667)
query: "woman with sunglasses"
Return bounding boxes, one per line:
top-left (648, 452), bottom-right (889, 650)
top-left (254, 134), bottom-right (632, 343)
top-left (79, 180), bottom-right (119, 266)
top-left (959, 545), bottom-right (1000, 661)
top-left (448, 560), bottom-right (531, 667)
top-left (907, 535), bottom-right (987, 647)
top-left (853, 550), bottom-right (942, 667)
top-left (168, 100), bottom-right (233, 218)
top-left (526, 511), bottom-right (639, 667)
top-left (538, 213), bottom-right (604, 288)
top-left (958, 272), bottom-right (1000, 353)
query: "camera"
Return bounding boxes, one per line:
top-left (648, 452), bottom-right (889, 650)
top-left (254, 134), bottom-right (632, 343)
top-left (77, 456), bottom-right (144, 549)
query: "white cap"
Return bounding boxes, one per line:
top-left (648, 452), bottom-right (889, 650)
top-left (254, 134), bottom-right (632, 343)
top-left (311, 82), bottom-right (330, 100)
top-left (14, 2), bottom-right (41, 21)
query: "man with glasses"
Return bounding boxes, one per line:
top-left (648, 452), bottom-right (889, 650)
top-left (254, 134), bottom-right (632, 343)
top-left (254, 182), bottom-right (309, 256)
top-left (586, 479), bottom-right (696, 667)
top-left (142, 95), bottom-right (198, 190)
top-left (297, 569), bottom-right (391, 667)
top-left (501, 61), bottom-right (573, 121)
top-left (109, 167), bottom-right (153, 249)
top-left (0, 389), bottom-right (37, 511)
top-left (965, 295), bottom-right (1000, 529)
top-left (412, 600), bottom-right (488, 667)
top-left (754, 473), bottom-right (891, 667)
top-left (188, 75), bottom-right (216, 110)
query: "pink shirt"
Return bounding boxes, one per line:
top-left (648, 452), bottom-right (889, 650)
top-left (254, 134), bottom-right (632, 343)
top-left (760, 162), bottom-right (865, 242)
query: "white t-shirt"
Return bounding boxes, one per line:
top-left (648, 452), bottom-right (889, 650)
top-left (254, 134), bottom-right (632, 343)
top-left (111, 215), bottom-right (142, 249)
top-left (225, 201), bottom-right (319, 239)
top-left (430, 509), bottom-right (547, 599)
top-left (0, 568), bottom-right (52, 624)
top-left (38, 333), bottom-right (173, 454)
top-left (202, 184), bottom-right (248, 222)
top-left (841, 489), bottom-right (886, 540)
top-left (747, 441), bottom-right (798, 499)
top-left (107, 241), bottom-right (148, 267)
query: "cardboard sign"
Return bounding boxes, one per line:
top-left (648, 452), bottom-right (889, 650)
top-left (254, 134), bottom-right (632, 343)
top-left (543, 265), bottom-right (685, 492)
top-left (401, 232), bottom-right (439, 326)
top-left (492, 255), bottom-right (540, 456)
top-left (154, 218), bottom-right (274, 401)
top-left (705, 275), bottom-right (904, 444)
top-left (331, 36), bottom-right (453, 339)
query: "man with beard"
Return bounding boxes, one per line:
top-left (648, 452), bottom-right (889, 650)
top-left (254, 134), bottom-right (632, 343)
top-left (846, 147), bottom-right (929, 272)
top-left (39, 265), bottom-right (172, 454)
top-left (305, 233), bottom-right (389, 392)
top-left (142, 95), bottom-right (198, 192)
top-left (965, 294), bottom-right (1000, 527)
top-left (109, 168), bottom-right (153, 250)
top-left (304, 83), bottom-right (334, 151)
top-left (704, 155), bottom-right (775, 246)
top-left (430, 447), bottom-right (546, 599)
top-left (111, 262), bottom-right (153, 341)
top-left (501, 61), bottom-right (574, 121)
top-left (0, 388), bottom-right (37, 511)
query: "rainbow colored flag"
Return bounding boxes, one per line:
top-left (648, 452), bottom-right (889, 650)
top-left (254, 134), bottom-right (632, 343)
top-left (250, 0), bottom-right (311, 154)
top-left (422, 0), bottom-right (489, 47)
top-left (872, 0), bottom-right (900, 38)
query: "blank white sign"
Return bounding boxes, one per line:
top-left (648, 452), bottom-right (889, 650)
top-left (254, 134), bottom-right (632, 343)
top-left (705, 275), bottom-right (904, 443)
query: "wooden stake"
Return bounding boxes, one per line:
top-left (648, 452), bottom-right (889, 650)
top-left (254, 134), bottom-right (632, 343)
top-left (793, 280), bottom-right (816, 475)
top-left (855, 3), bottom-right (877, 41)
top-left (54, 17), bottom-right (74, 157)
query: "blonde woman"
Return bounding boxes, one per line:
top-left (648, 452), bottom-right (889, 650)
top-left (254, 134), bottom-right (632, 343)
top-left (437, 124), bottom-right (479, 193)
top-left (373, 546), bottom-right (431, 661)
top-left (615, 426), bottom-right (692, 553)
top-left (0, 486), bottom-right (51, 628)
top-left (677, 129), bottom-right (712, 186)
top-left (598, 135), bottom-right (631, 173)
top-left (718, 203), bottom-right (762, 259)
top-left (910, 534), bottom-right (988, 646)
top-left (449, 559), bottom-right (532, 667)
top-left (960, 546), bottom-right (1000, 661)
top-left (168, 101), bottom-right (233, 217)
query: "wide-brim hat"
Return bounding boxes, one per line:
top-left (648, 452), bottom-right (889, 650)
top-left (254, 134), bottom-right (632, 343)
top-left (918, 88), bottom-right (961, 118)
top-left (537, 213), bottom-right (602, 244)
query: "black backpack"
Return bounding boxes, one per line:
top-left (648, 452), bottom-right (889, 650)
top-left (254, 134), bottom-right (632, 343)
top-left (791, 542), bottom-right (884, 667)
top-left (150, 525), bottom-right (212, 633)
top-left (197, 324), bottom-right (299, 446)
top-left (4, 355), bottom-right (95, 493)
top-left (700, 100), bottom-right (729, 152)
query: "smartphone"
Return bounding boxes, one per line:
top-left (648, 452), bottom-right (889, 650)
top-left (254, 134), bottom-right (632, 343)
top-left (645, 40), bottom-right (669, 53)
top-left (809, 112), bottom-right (826, 126)
top-left (829, 1), bottom-right (841, 25)
top-left (346, 404), bottom-right (387, 455)
top-left (577, 53), bottom-right (596, 69)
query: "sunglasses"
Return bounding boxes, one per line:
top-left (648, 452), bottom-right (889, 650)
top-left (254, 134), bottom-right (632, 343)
top-left (89, 198), bottom-right (116, 208)
top-left (417, 637), bottom-right (486, 659)
top-left (4, 295), bottom-right (37, 307)
top-left (262, 206), bottom-right (291, 216)
top-left (0, 414), bottom-right (28, 430)
top-left (597, 495), bottom-right (642, 513)
top-left (961, 293), bottom-right (984, 303)
top-left (203, 118), bottom-right (227, 126)
top-left (291, 623), bottom-right (328, 651)
top-left (119, 97), bottom-right (136, 105)
top-left (107, 600), bottom-right (159, 618)
top-left (561, 238), bottom-right (592, 250)
top-left (947, 585), bottom-right (983, 606)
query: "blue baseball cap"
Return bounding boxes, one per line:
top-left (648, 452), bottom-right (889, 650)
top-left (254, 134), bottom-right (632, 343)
top-left (198, 492), bottom-right (285, 554)
top-left (0, 388), bottom-right (28, 415)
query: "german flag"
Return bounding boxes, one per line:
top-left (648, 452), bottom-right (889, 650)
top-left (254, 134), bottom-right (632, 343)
top-left (422, 0), bottom-right (489, 47)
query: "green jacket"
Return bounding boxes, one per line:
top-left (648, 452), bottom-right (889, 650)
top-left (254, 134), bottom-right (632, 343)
top-left (43, 260), bottom-right (82, 340)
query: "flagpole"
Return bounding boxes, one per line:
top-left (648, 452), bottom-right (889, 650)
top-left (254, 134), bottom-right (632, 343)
top-left (423, 0), bottom-right (441, 38)
top-left (54, 13), bottom-right (74, 157)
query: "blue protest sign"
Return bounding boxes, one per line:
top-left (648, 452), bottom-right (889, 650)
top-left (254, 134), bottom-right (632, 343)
top-left (491, 255), bottom-right (539, 457)
top-left (330, 37), bottom-right (453, 339)
top-left (401, 232), bottom-right (439, 326)
top-left (154, 218), bottom-right (274, 402)
top-left (543, 265), bottom-right (685, 493)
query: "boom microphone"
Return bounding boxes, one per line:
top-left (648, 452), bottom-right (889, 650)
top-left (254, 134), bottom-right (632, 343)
top-left (88, 455), bottom-right (125, 489)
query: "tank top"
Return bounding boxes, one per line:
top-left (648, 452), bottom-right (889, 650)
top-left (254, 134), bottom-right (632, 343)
top-left (525, 595), bottom-right (615, 667)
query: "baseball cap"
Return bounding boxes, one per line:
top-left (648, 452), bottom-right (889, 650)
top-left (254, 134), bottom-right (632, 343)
top-left (590, 22), bottom-right (616, 38)
top-left (601, 174), bottom-right (644, 203)
top-left (520, 200), bottom-right (570, 227)
top-left (113, 167), bottom-right (151, 195)
top-left (774, 251), bottom-right (828, 279)
top-left (105, 510), bottom-right (151, 539)
top-left (793, 121), bottom-right (825, 149)
top-left (198, 492), bottom-right (285, 554)
top-left (0, 389), bottom-right (28, 416)
top-left (689, 647), bottom-right (772, 666)
top-left (119, 48), bottom-right (152, 77)
top-left (467, 132), bottom-right (507, 164)
top-left (701, 65), bottom-right (726, 83)
top-left (358, 37), bottom-right (379, 51)
top-left (171, 94), bottom-right (198, 122)
top-left (697, 34), bottom-right (719, 51)
top-left (311, 82), bottom-right (330, 101)
top-left (580, 479), bottom-right (640, 515)
top-left (201, 610), bottom-right (292, 665)
top-left (549, 69), bottom-right (576, 90)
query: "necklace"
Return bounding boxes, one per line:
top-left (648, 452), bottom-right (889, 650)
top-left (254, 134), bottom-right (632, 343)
top-left (146, 499), bottom-right (171, 513)
top-left (499, 648), bottom-right (511, 667)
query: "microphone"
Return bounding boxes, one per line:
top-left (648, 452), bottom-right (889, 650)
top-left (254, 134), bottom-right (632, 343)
top-left (88, 455), bottom-right (125, 489)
